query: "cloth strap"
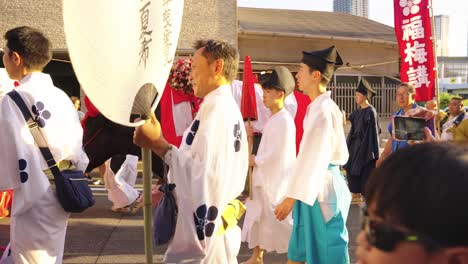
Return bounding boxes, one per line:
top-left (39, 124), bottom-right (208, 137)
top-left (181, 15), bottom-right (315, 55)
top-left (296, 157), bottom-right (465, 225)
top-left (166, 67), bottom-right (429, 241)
top-left (7, 90), bottom-right (63, 179)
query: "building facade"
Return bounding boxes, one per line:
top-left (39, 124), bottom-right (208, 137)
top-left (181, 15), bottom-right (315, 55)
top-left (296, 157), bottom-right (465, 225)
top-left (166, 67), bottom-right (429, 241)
top-left (434, 15), bottom-right (449, 56)
top-left (438, 56), bottom-right (468, 97)
top-left (333, 0), bottom-right (368, 18)
top-left (1, 0), bottom-right (401, 113)
top-left (0, 0), bottom-right (238, 96)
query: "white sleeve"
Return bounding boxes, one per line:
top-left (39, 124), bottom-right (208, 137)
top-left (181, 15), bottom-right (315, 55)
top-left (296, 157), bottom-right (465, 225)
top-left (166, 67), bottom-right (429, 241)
top-left (0, 96), bottom-right (22, 191)
top-left (164, 98), bottom-right (248, 261)
top-left (286, 108), bottom-right (334, 206)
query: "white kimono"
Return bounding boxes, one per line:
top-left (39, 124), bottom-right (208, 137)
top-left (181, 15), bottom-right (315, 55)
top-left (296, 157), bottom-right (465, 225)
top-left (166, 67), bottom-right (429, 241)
top-left (242, 108), bottom-right (295, 253)
top-left (103, 155), bottom-right (140, 209)
top-left (0, 69), bottom-right (14, 100)
top-left (163, 84), bottom-right (248, 264)
top-left (0, 72), bottom-right (89, 264)
top-left (286, 91), bottom-right (350, 222)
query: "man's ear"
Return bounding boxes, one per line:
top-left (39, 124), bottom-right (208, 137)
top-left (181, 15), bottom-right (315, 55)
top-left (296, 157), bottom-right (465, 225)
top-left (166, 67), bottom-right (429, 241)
top-left (214, 59), bottom-right (224, 76)
top-left (278, 90), bottom-right (286, 100)
top-left (312, 69), bottom-right (321, 81)
top-left (11, 51), bottom-right (22, 67)
top-left (444, 247), bottom-right (468, 264)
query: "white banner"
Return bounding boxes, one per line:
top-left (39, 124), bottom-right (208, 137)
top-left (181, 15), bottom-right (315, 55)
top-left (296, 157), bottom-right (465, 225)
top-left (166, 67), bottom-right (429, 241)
top-left (63, 0), bottom-right (184, 126)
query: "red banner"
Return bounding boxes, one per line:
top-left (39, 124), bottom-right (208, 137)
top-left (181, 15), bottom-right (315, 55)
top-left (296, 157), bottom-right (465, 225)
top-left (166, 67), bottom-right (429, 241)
top-left (394, 0), bottom-right (436, 101)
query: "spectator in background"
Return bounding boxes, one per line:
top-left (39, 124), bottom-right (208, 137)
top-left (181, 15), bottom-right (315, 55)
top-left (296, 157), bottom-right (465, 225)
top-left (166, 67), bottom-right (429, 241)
top-left (377, 82), bottom-right (419, 167)
top-left (425, 99), bottom-right (446, 133)
top-left (425, 99), bottom-right (446, 121)
top-left (440, 96), bottom-right (468, 142)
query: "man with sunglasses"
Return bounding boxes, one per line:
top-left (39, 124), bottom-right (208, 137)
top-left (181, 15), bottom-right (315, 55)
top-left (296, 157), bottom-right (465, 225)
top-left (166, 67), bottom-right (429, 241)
top-left (356, 143), bottom-right (468, 264)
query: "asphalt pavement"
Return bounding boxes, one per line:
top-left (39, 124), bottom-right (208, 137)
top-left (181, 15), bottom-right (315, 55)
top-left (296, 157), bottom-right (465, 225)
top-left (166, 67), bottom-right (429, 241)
top-left (0, 180), bottom-right (362, 264)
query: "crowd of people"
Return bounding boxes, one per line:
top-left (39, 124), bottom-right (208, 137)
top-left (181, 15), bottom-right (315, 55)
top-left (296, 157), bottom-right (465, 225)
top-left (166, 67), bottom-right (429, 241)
top-left (0, 26), bottom-right (467, 264)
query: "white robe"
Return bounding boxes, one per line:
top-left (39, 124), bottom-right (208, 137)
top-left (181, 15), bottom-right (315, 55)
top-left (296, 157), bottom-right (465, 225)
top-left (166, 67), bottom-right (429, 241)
top-left (103, 155), bottom-right (140, 209)
top-left (286, 91), bottom-right (350, 222)
top-left (241, 108), bottom-right (295, 253)
top-left (284, 92), bottom-right (298, 119)
top-left (163, 84), bottom-right (249, 264)
top-left (0, 68), bottom-right (14, 100)
top-left (0, 72), bottom-right (89, 264)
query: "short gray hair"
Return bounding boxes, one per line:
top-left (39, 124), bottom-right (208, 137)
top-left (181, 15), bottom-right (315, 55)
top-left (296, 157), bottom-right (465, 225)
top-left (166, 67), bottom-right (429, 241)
top-left (193, 39), bottom-right (239, 82)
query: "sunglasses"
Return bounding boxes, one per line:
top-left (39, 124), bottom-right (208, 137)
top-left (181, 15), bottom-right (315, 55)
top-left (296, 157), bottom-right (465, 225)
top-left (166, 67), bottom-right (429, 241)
top-left (361, 205), bottom-right (440, 252)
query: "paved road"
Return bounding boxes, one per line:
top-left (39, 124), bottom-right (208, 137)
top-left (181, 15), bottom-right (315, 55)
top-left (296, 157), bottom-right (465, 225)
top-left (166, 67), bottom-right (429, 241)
top-left (0, 183), bottom-right (362, 263)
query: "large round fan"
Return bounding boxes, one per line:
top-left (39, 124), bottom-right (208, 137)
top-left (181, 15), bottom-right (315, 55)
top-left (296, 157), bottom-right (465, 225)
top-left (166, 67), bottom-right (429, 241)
top-left (63, 0), bottom-right (184, 126)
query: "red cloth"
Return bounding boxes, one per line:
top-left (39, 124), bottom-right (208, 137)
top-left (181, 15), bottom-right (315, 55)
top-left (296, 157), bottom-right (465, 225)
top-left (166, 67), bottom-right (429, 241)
top-left (393, 0), bottom-right (435, 101)
top-left (241, 56), bottom-right (258, 121)
top-left (293, 90), bottom-right (311, 155)
top-left (81, 96), bottom-right (100, 129)
top-left (160, 83), bottom-right (201, 147)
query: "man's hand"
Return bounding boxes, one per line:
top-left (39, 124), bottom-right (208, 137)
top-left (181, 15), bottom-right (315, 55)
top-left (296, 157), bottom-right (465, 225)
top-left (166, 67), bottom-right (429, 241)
top-left (275, 197), bottom-right (295, 221)
top-left (407, 107), bottom-right (437, 120)
top-left (249, 154), bottom-right (256, 167)
top-left (424, 127), bottom-right (437, 142)
top-left (133, 112), bottom-right (162, 149)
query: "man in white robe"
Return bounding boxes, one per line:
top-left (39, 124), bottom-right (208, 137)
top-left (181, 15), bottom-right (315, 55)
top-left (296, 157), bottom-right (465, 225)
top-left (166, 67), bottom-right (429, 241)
top-left (241, 66), bottom-right (296, 264)
top-left (275, 46), bottom-right (351, 264)
top-left (0, 26), bottom-right (88, 264)
top-left (134, 39), bottom-right (248, 264)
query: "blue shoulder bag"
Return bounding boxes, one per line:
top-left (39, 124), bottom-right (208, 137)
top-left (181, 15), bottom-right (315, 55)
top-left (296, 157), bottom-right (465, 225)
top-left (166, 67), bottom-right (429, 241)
top-left (8, 90), bottom-right (95, 213)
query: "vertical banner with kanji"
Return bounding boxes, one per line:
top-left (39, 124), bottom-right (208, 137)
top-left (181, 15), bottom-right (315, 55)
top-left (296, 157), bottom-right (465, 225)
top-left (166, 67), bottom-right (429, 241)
top-left (394, 0), bottom-right (436, 101)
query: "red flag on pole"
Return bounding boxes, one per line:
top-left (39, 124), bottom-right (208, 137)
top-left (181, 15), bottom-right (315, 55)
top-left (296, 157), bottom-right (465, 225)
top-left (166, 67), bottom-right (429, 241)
top-left (241, 56), bottom-right (258, 121)
top-left (394, 0), bottom-right (436, 101)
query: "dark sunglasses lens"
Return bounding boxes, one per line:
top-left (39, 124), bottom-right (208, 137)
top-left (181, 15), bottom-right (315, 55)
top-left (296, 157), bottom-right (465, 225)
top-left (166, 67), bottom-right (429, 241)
top-left (369, 221), bottom-right (405, 252)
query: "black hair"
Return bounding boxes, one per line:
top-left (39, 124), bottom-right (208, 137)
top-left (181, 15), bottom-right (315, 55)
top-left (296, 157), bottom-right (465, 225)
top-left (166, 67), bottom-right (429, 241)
top-left (193, 39), bottom-right (239, 82)
top-left (307, 65), bottom-right (330, 86)
top-left (366, 143), bottom-right (468, 247)
top-left (4, 26), bottom-right (52, 70)
top-left (261, 70), bottom-right (282, 92)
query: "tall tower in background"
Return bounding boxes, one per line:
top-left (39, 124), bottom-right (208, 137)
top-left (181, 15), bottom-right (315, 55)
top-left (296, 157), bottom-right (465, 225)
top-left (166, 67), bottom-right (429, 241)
top-left (434, 15), bottom-right (449, 56)
top-left (333, 0), bottom-right (368, 18)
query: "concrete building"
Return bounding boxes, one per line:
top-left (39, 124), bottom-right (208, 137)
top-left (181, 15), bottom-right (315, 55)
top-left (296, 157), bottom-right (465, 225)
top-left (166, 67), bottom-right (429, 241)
top-left (0, 0), bottom-right (238, 96)
top-left (434, 15), bottom-right (449, 56)
top-left (237, 8), bottom-right (397, 78)
top-left (438, 56), bottom-right (468, 98)
top-left (333, 0), bottom-right (368, 18)
top-left (1, 1), bottom-right (400, 113)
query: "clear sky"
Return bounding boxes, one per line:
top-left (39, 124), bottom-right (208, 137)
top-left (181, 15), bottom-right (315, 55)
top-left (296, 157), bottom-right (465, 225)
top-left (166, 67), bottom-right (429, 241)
top-left (238, 0), bottom-right (468, 56)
